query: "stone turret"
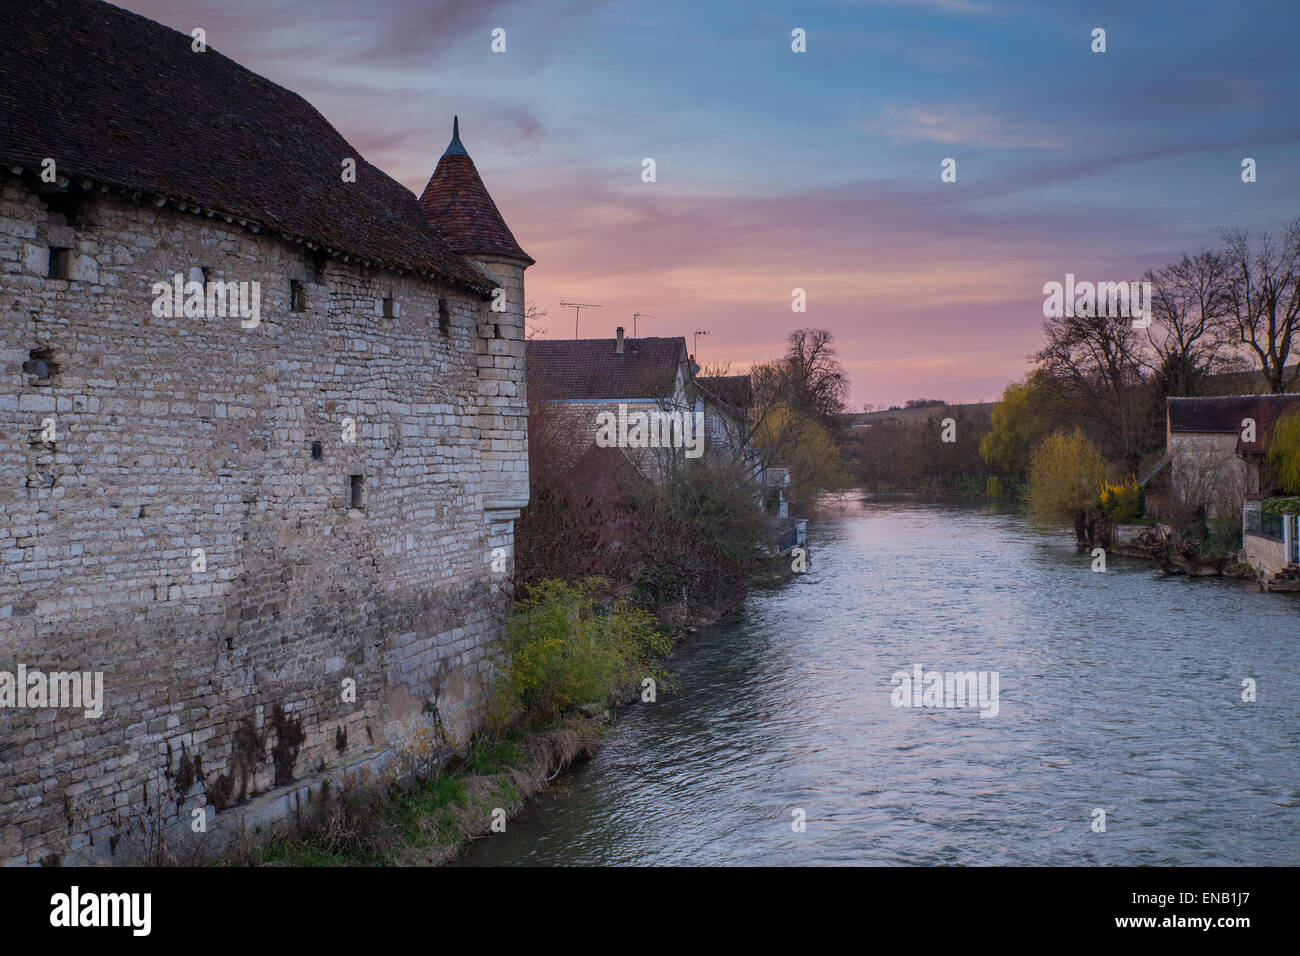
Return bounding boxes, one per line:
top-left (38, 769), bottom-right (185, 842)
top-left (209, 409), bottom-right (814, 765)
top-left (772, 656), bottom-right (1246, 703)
top-left (419, 117), bottom-right (532, 515)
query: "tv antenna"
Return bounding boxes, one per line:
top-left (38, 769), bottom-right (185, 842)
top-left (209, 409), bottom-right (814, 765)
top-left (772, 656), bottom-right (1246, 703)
top-left (693, 329), bottom-right (708, 360)
top-left (560, 300), bottom-right (602, 338)
top-left (632, 312), bottom-right (655, 337)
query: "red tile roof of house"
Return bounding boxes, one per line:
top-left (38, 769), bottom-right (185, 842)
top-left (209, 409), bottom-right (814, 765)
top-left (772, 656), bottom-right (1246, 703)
top-left (696, 374), bottom-right (753, 409)
top-left (1167, 394), bottom-right (1300, 453)
top-left (418, 118), bottom-right (533, 265)
top-left (0, 0), bottom-right (494, 295)
top-left (527, 337), bottom-right (689, 401)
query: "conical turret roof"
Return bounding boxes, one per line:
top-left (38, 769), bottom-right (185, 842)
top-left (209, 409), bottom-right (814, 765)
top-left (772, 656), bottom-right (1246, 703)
top-left (418, 116), bottom-right (533, 265)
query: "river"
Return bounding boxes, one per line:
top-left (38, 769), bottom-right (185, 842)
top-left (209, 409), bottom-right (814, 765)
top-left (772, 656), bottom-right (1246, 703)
top-left (462, 495), bottom-right (1300, 866)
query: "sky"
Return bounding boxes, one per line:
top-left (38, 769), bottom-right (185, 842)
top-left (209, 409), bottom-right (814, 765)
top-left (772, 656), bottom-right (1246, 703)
top-left (117, 0), bottom-right (1300, 409)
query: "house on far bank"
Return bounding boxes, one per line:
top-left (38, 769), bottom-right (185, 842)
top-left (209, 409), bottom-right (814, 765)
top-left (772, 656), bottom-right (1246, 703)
top-left (526, 330), bottom-right (695, 470)
top-left (694, 373), bottom-right (752, 452)
top-left (1144, 395), bottom-right (1300, 577)
top-left (525, 332), bottom-right (804, 549)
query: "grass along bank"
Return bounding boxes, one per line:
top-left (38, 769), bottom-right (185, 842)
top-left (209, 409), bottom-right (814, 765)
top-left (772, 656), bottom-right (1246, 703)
top-left (227, 578), bottom-right (670, 866)
top-left (239, 718), bottom-right (604, 866)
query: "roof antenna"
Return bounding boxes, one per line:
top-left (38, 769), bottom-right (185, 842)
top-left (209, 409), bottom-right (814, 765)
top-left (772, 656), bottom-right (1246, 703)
top-left (632, 312), bottom-right (655, 338)
top-left (693, 329), bottom-right (708, 360)
top-left (560, 300), bottom-right (602, 338)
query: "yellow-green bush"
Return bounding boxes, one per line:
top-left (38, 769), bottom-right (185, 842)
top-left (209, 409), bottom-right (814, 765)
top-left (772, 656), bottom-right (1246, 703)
top-left (489, 579), bottom-right (674, 731)
top-left (1097, 476), bottom-right (1144, 523)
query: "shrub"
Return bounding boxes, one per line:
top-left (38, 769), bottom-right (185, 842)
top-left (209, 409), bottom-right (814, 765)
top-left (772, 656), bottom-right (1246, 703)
top-left (1097, 476), bottom-right (1145, 523)
top-left (489, 578), bottom-right (674, 731)
top-left (621, 452), bottom-right (760, 616)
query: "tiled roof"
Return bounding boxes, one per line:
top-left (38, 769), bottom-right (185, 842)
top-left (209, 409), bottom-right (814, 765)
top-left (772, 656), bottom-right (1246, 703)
top-left (1168, 394), bottom-right (1300, 452)
top-left (696, 374), bottom-right (753, 409)
top-left (527, 337), bottom-right (688, 401)
top-left (418, 118), bottom-right (533, 265)
top-left (0, 0), bottom-right (492, 294)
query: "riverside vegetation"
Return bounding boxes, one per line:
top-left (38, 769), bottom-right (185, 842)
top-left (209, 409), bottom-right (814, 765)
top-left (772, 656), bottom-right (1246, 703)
top-left (237, 581), bottom-right (670, 866)
top-left (851, 220), bottom-right (1300, 569)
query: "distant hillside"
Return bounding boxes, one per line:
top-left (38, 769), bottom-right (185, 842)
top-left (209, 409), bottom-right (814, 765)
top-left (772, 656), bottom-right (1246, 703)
top-left (841, 401), bottom-right (996, 429)
top-left (841, 364), bottom-right (1300, 432)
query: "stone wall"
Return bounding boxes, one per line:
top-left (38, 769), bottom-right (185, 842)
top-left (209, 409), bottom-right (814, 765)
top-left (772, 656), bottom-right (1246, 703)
top-left (1244, 533), bottom-right (1287, 576)
top-left (1166, 432), bottom-right (1246, 520)
top-left (469, 254), bottom-right (529, 510)
top-left (0, 174), bottom-right (526, 865)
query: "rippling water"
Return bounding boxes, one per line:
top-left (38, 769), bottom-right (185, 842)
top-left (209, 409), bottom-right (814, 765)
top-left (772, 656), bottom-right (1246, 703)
top-left (462, 495), bottom-right (1300, 866)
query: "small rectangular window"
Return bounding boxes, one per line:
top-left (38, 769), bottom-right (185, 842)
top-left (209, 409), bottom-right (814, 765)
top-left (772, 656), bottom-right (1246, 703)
top-left (438, 297), bottom-right (450, 335)
top-left (290, 279), bottom-right (305, 312)
top-left (349, 474), bottom-right (365, 511)
top-left (48, 247), bottom-right (70, 280)
top-left (23, 348), bottom-right (56, 381)
top-left (382, 297), bottom-right (397, 319)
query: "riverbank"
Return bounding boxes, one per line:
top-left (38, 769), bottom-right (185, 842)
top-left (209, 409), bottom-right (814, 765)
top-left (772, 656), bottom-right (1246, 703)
top-left (1107, 521), bottom-right (1257, 580)
top-left (221, 561), bottom-right (784, 866)
top-left (231, 716), bottom-right (606, 866)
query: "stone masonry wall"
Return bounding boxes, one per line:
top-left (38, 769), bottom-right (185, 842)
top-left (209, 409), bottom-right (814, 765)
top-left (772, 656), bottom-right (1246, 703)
top-left (1167, 432), bottom-right (1246, 519)
top-left (470, 254), bottom-right (528, 510)
top-left (0, 174), bottom-right (526, 864)
top-left (1244, 532), bottom-right (1288, 576)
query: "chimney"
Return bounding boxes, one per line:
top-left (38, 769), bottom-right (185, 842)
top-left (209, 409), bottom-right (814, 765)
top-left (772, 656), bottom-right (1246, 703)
top-left (615, 326), bottom-right (625, 354)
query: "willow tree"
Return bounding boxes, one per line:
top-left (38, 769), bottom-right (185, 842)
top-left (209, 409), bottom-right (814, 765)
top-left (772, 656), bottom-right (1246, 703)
top-left (1266, 410), bottom-right (1300, 494)
top-left (980, 377), bottom-right (1056, 494)
top-left (1027, 429), bottom-right (1108, 544)
top-left (753, 401), bottom-right (849, 502)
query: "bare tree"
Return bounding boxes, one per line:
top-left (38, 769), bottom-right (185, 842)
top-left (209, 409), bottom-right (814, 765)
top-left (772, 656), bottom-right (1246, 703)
top-left (1143, 248), bottom-right (1235, 396)
top-left (524, 301), bottom-right (548, 340)
top-left (1221, 219), bottom-right (1300, 393)
top-left (1033, 309), bottom-right (1154, 472)
top-left (752, 328), bottom-right (849, 426)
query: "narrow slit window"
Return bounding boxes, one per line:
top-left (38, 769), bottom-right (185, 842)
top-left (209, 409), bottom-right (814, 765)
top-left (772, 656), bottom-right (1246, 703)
top-left (349, 474), bottom-right (364, 511)
top-left (290, 279), bottom-right (306, 312)
top-left (48, 247), bottom-right (70, 280)
top-left (438, 297), bottom-right (450, 336)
